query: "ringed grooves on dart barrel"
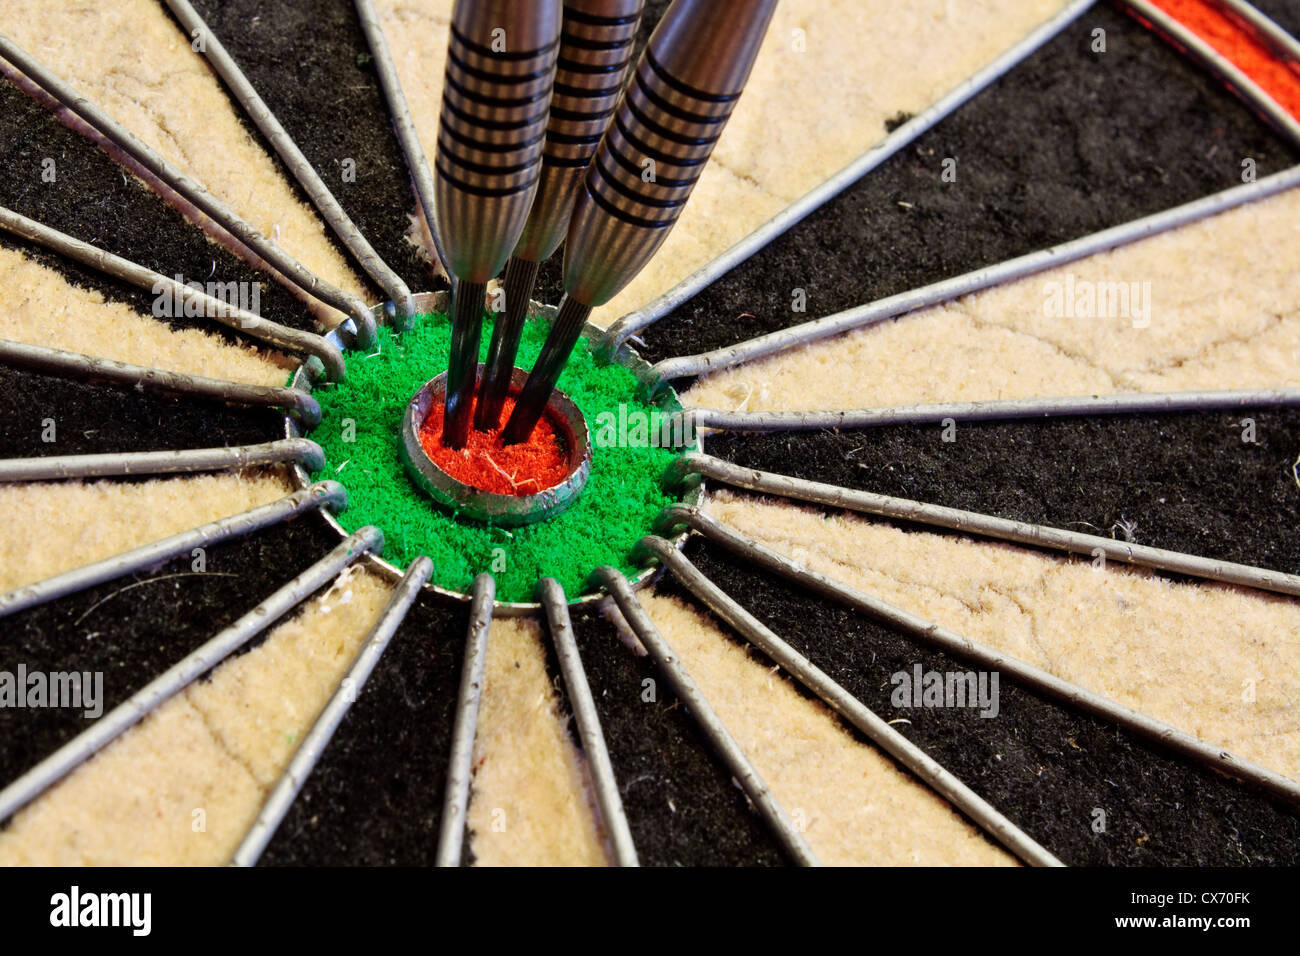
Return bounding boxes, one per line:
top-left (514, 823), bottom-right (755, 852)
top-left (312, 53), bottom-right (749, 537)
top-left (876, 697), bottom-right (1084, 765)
top-left (434, 0), bottom-right (562, 448)
top-left (475, 0), bottom-right (648, 432)
top-left (501, 0), bottom-right (779, 446)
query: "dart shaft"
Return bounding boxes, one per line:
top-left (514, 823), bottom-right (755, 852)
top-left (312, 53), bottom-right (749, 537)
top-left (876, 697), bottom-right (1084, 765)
top-left (475, 255), bottom-right (539, 430)
top-left (443, 281), bottom-right (487, 449)
top-left (501, 295), bottom-right (592, 444)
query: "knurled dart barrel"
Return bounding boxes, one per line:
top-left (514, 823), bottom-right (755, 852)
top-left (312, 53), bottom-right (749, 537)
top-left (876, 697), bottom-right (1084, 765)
top-left (512, 0), bottom-right (645, 264)
top-left (435, 0), bottom-right (563, 284)
top-left (562, 0), bottom-right (779, 309)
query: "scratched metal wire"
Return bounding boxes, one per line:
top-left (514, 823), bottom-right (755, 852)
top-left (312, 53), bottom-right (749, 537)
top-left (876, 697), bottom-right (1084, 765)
top-left (538, 576), bottom-right (638, 866)
top-left (657, 506), bottom-right (1300, 812)
top-left (0, 32), bottom-right (378, 348)
top-left (436, 572), bottom-right (496, 867)
top-left (684, 388), bottom-right (1300, 432)
top-left (645, 165), bottom-right (1300, 386)
top-left (635, 534), bottom-right (1063, 867)
top-left (0, 526), bottom-right (384, 825)
top-left (0, 482), bottom-right (347, 618)
top-left (0, 204), bottom-right (346, 381)
top-left (0, 338), bottom-right (321, 428)
top-left (592, 565), bottom-right (820, 866)
top-left (352, 0), bottom-right (452, 284)
top-left (1121, 0), bottom-right (1300, 147)
top-left (663, 451), bottom-right (1300, 598)
top-left (163, 0), bottom-right (416, 320)
top-left (232, 556), bottom-right (434, 867)
top-left (0, 438), bottom-right (323, 483)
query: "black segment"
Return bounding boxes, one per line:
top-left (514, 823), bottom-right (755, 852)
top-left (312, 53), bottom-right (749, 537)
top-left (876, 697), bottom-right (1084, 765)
top-left (0, 364), bottom-right (281, 458)
top-left (562, 602), bottom-right (790, 866)
top-left (1251, 0), bottom-right (1300, 37)
top-left (0, 516), bottom-right (340, 813)
top-left (708, 408), bottom-right (1300, 576)
top-left (665, 537), bottom-right (1300, 866)
top-left (627, 5), bottom-right (1300, 363)
top-left (258, 595), bottom-right (468, 866)
top-left (185, 0), bottom-right (441, 293)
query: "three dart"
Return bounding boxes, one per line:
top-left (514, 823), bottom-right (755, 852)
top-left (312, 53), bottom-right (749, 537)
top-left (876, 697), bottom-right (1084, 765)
top-left (434, 0), bottom-right (777, 449)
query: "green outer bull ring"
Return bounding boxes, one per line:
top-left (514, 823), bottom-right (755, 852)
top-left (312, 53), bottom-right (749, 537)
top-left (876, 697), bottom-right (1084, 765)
top-left (283, 290), bottom-right (705, 616)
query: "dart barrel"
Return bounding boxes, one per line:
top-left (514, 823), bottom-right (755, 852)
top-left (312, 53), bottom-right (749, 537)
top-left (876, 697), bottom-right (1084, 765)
top-left (562, 0), bottom-right (778, 308)
top-left (435, 0), bottom-right (563, 284)
top-left (513, 0), bottom-right (645, 263)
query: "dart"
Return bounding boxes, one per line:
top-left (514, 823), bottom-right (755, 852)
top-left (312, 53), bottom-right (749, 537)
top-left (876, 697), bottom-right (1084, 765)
top-left (434, 0), bottom-right (562, 448)
top-left (500, 0), bottom-right (778, 445)
top-left (474, 0), bottom-right (647, 433)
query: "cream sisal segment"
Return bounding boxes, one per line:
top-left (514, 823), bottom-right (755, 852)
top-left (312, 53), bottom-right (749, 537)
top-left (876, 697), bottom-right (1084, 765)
top-left (686, 185), bottom-right (1300, 412)
top-left (0, 566), bottom-right (395, 865)
top-left (636, 591), bottom-right (1017, 865)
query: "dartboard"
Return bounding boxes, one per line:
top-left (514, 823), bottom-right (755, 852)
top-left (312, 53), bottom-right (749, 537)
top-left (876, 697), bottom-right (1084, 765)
top-left (1, 0), bottom-right (1298, 869)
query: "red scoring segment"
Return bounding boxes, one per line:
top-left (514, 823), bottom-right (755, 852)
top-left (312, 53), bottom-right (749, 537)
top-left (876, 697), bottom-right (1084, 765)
top-left (1149, 0), bottom-right (1300, 120)
top-left (419, 392), bottom-right (571, 497)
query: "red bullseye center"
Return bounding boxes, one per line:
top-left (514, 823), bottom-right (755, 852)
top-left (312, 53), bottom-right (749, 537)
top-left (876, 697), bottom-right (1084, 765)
top-left (419, 392), bottom-right (571, 496)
